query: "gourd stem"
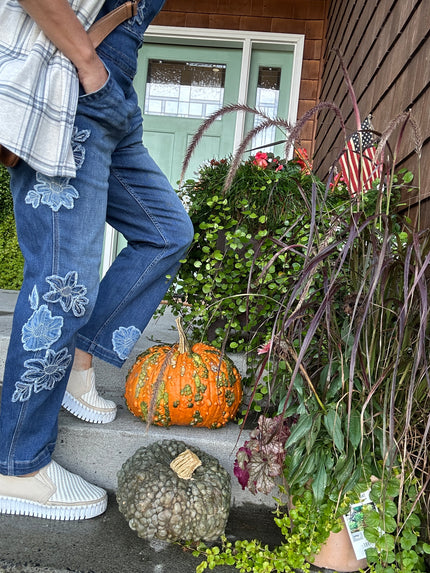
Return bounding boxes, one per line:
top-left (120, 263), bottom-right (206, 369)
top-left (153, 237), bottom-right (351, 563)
top-left (170, 449), bottom-right (202, 479)
top-left (175, 317), bottom-right (191, 354)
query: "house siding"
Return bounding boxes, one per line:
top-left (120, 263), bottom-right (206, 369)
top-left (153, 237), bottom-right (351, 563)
top-left (314, 0), bottom-right (430, 228)
top-left (153, 0), bottom-right (330, 155)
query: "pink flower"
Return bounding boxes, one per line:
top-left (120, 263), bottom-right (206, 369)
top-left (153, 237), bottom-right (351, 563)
top-left (257, 340), bottom-right (273, 354)
top-left (253, 151), bottom-right (268, 168)
top-left (275, 164), bottom-right (284, 172)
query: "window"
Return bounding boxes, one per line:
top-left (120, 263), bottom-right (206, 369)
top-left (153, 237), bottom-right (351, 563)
top-left (144, 60), bottom-right (226, 119)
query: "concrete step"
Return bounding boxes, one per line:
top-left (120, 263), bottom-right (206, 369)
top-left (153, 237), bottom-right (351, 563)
top-left (0, 290), bottom-right (271, 507)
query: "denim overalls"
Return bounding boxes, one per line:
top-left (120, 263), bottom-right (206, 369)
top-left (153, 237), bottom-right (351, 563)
top-left (0, 0), bottom-right (194, 475)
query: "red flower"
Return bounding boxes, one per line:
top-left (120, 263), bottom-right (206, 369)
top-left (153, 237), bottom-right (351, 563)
top-left (294, 147), bottom-right (312, 173)
top-left (253, 151), bottom-right (269, 168)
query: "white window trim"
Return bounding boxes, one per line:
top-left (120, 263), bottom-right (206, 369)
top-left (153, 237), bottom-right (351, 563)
top-left (102, 27), bottom-right (304, 275)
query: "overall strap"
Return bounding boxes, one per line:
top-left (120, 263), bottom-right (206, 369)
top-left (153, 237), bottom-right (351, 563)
top-left (88, 0), bottom-right (139, 48)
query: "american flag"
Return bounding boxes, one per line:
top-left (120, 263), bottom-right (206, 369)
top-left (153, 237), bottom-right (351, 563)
top-left (339, 116), bottom-right (382, 196)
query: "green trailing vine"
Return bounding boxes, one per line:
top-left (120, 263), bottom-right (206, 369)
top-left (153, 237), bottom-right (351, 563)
top-left (364, 478), bottom-right (430, 573)
top-left (192, 489), bottom-right (343, 573)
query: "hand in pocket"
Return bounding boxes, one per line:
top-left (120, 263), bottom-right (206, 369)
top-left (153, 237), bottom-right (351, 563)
top-left (77, 54), bottom-right (109, 95)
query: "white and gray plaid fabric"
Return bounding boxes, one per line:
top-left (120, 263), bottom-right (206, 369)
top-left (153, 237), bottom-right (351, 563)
top-left (0, 0), bottom-right (104, 177)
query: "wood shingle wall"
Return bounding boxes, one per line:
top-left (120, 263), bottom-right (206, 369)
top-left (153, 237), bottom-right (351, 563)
top-left (154, 0), bottom-right (330, 155)
top-left (314, 0), bottom-right (430, 228)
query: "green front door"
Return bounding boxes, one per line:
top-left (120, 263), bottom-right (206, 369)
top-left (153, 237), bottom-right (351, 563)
top-left (244, 48), bottom-right (294, 155)
top-left (135, 43), bottom-right (243, 185)
top-left (109, 40), bottom-right (296, 262)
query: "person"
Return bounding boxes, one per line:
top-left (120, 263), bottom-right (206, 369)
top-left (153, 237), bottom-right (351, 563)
top-left (0, 0), bottom-right (194, 520)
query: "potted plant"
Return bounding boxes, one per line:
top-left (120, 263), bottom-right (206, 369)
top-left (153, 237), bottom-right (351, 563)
top-left (157, 149), bottom-right (346, 357)
top-left (190, 151), bottom-right (430, 572)
top-left (173, 60), bottom-right (430, 569)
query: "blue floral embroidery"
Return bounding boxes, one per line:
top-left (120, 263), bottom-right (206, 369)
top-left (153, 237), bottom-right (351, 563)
top-left (29, 285), bottom-right (39, 311)
top-left (12, 347), bottom-right (72, 402)
top-left (11, 382), bottom-right (32, 403)
top-left (43, 271), bottom-right (89, 317)
top-left (71, 127), bottom-right (91, 170)
top-left (25, 173), bottom-right (79, 212)
top-left (25, 189), bottom-right (41, 208)
top-left (112, 326), bottom-right (141, 360)
top-left (21, 304), bottom-right (63, 351)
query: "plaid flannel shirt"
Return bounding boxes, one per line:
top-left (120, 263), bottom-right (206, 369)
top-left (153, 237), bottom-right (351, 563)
top-left (0, 0), bottom-right (105, 177)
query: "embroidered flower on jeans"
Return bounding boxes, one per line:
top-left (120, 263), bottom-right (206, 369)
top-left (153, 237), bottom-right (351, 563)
top-left (25, 173), bottom-right (79, 212)
top-left (12, 347), bottom-right (72, 402)
top-left (29, 285), bottom-right (39, 311)
top-left (21, 304), bottom-right (63, 351)
top-left (71, 127), bottom-right (91, 170)
top-left (43, 271), bottom-right (89, 317)
top-left (112, 326), bottom-right (142, 360)
top-left (25, 188), bottom-right (41, 208)
top-left (11, 381), bottom-right (33, 403)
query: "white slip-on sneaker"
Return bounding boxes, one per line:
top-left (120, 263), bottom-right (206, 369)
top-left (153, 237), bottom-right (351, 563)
top-left (62, 367), bottom-right (117, 424)
top-left (0, 461), bottom-right (107, 520)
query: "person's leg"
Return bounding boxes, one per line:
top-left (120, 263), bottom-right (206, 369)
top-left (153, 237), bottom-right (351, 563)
top-left (0, 69), bottom-right (136, 518)
top-left (76, 113), bottom-right (194, 367)
top-left (0, 68), bottom-right (136, 474)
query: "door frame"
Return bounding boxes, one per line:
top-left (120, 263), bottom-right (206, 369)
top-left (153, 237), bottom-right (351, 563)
top-left (101, 26), bottom-right (305, 276)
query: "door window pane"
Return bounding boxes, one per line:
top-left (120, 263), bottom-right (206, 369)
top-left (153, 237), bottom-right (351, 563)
top-left (144, 60), bottom-right (226, 119)
top-left (253, 66), bottom-right (281, 151)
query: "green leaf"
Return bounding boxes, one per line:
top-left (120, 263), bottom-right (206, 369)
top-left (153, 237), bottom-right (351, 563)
top-left (323, 409), bottom-right (344, 452)
top-left (380, 515), bottom-right (397, 534)
top-left (403, 171), bottom-right (414, 183)
top-left (400, 529), bottom-right (417, 550)
top-left (305, 412), bottom-right (321, 452)
top-left (365, 547), bottom-right (379, 563)
top-left (312, 462), bottom-right (327, 503)
top-left (286, 414), bottom-right (314, 448)
top-left (365, 510), bottom-right (381, 529)
top-left (348, 409), bottom-right (362, 449)
top-left (364, 526), bottom-right (381, 543)
top-left (383, 499), bottom-right (398, 518)
top-left (376, 533), bottom-right (395, 552)
top-left (385, 478), bottom-right (401, 498)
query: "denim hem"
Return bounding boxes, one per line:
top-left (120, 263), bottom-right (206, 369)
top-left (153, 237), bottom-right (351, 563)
top-left (76, 334), bottom-right (125, 369)
top-left (0, 445), bottom-right (53, 476)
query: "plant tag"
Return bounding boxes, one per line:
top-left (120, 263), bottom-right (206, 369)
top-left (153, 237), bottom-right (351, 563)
top-left (343, 490), bottom-right (377, 560)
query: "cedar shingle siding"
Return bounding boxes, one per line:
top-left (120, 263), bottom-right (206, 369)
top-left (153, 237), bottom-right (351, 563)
top-left (314, 0), bottom-right (430, 228)
top-left (154, 0), bottom-right (329, 156)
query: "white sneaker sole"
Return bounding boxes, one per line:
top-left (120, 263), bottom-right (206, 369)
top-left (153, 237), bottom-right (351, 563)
top-left (62, 391), bottom-right (117, 424)
top-left (0, 494), bottom-right (107, 520)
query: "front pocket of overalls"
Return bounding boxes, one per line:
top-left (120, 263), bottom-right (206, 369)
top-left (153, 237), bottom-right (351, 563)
top-left (77, 69), bottom-right (129, 132)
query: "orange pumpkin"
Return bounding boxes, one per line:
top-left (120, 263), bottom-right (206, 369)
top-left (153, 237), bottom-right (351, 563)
top-left (125, 318), bottom-right (242, 428)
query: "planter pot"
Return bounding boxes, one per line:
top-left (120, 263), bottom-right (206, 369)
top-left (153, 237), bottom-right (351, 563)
top-left (310, 526), bottom-right (367, 572)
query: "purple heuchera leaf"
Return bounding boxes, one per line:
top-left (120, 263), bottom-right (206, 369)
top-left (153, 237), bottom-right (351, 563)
top-left (233, 446), bottom-right (251, 489)
top-left (234, 414), bottom-right (296, 495)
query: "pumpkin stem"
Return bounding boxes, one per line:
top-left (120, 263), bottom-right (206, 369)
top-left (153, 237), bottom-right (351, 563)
top-left (170, 449), bottom-right (202, 479)
top-left (176, 317), bottom-right (191, 354)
